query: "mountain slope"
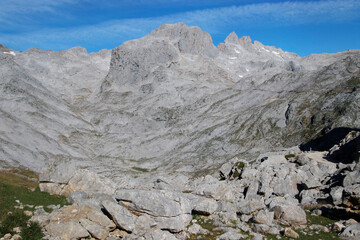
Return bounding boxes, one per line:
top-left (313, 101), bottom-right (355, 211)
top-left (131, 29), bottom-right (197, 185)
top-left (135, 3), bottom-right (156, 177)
top-left (0, 23), bottom-right (359, 177)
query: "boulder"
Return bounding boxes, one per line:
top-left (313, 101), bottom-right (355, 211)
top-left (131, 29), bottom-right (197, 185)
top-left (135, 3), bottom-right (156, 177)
top-left (253, 210), bottom-right (274, 226)
top-left (155, 214), bottom-right (192, 233)
top-left (284, 227), bottom-right (299, 238)
top-left (79, 218), bottom-right (109, 239)
top-left (273, 205), bottom-right (307, 226)
top-left (330, 186), bottom-right (344, 206)
top-left (216, 231), bottom-right (246, 240)
top-left (341, 223), bottom-right (360, 238)
top-left (67, 169), bottom-right (116, 195)
top-left (343, 170), bottom-right (360, 187)
top-left (148, 229), bottom-right (178, 240)
top-left (115, 189), bottom-right (191, 217)
top-left (45, 220), bottom-right (89, 240)
top-left (237, 199), bottom-right (265, 215)
top-left (192, 197), bottom-right (218, 215)
top-left (102, 200), bottom-right (136, 232)
top-left (187, 223), bottom-right (209, 235)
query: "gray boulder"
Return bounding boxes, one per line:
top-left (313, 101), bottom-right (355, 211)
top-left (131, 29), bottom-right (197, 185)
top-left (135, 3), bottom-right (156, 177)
top-left (272, 205), bottom-right (307, 226)
top-left (115, 189), bottom-right (191, 217)
top-left (79, 218), bottom-right (109, 239)
top-left (45, 220), bottom-right (89, 240)
top-left (341, 223), bottom-right (360, 239)
top-left (102, 200), bottom-right (136, 232)
top-left (253, 210), bottom-right (274, 226)
top-left (343, 170), bottom-right (360, 187)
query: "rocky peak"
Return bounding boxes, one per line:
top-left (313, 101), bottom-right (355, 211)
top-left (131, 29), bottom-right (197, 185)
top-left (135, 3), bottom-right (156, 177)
top-left (224, 31), bottom-right (239, 45)
top-left (0, 43), bottom-right (11, 52)
top-left (149, 23), bottom-right (218, 58)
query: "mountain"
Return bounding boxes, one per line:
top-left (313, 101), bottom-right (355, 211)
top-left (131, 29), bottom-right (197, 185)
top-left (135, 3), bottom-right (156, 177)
top-left (0, 23), bottom-right (359, 178)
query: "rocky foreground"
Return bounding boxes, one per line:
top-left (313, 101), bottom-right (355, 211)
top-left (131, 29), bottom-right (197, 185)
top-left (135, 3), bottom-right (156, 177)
top-left (2, 131), bottom-right (349, 239)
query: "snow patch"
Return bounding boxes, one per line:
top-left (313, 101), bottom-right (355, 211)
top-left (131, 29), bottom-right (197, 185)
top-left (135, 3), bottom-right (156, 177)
top-left (262, 47), bottom-right (270, 53)
top-left (246, 68), bottom-right (249, 72)
top-left (4, 51), bottom-right (16, 56)
top-left (234, 49), bottom-right (240, 54)
top-left (272, 51), bottom-right (280, 55)
top-left (238, 75), bottom-right (243, 78)
top-left (229, 57), bottom-right (237, 60)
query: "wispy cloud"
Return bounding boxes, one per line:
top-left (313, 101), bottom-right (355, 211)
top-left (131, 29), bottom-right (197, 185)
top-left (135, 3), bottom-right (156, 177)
top-left (0, 0), bottom-right (359, 52)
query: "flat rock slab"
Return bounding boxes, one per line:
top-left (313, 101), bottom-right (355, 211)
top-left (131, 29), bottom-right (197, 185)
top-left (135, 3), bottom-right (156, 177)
top-left (115, 189), bottom-right (191, 217)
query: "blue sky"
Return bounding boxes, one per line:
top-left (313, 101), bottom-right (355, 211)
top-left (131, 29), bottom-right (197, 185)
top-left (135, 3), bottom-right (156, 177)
top-left (0, 0), bottom-right (359, 56)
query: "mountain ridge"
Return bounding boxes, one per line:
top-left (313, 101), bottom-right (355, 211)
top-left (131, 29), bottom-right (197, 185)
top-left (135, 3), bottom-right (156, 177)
top-left (0, 23), bottom-right (359, 178)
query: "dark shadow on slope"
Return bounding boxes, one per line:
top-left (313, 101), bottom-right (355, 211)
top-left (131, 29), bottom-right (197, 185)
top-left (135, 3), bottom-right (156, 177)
top-left (300, 127), bottom-right (359, 151)
top-left (328, 134), bottom-right (360, 164)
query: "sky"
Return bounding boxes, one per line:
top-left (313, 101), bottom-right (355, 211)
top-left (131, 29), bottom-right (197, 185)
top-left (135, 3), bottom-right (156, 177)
top-left (0, 0), bottom-right (359, 56)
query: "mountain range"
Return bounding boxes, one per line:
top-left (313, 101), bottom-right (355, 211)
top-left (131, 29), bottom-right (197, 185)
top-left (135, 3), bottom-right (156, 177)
top-left (0, 23), bottom-right (359, 178)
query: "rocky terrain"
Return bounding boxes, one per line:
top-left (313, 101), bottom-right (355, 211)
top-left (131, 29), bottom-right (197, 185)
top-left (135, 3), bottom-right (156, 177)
top-left (0, 23), bottom-right (359, 239)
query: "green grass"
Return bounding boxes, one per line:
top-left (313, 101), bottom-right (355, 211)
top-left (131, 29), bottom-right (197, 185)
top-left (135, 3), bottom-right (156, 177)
top-left (0, 169), bottom-right (68, 238)
top-left (265, 211), bottom-right (341, 240)
top-left (132, 167), bottom-right (149, 172)
top-left (285, 154), bottom-right (296, 160)
top-left (20, 222), bottom-right (44, 240)
top-left (187, 215), bottom-right (225, 240)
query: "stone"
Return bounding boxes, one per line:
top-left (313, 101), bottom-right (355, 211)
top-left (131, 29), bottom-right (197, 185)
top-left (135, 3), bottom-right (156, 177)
top-left (343, 170), bottom-right (360, 187)
top-left (102, 200), bottom-right (136, 232)
top-left (253, 210), bottom-right (274, 226)
top-left (23, 210), bottom-right (33, 217)
top-left (332, 221), bottom-right (345, 232)
top-left (341, 223), bottom-right (360, 238)
top-left (12, 234), bottom-right (21, 240)
top-left (115, 189), bottom-right (191, 217)
top-left (4, 233), bottom-right (11, 239)
top-left (29, 214), bottom-right (50, 227)
top-left (252, 224), bottom-right (270, 234)
top-left (309, 224), bottom-right (330, 232)
top-left (192, 197), bottom-right (218, 215)
top-left (295, 154), bottom-right (310, 166)
top-left (12, 227), bottom-right (21, 233)
top-left (45, 220), bottom-right (89, 240)
top-left (148, 229), bottom-right (178, 240)
top-left (67, 170), bottom-right (116, 195)
top-left (67, 191), bottom-right (89, 204)
top-left (187, 223), bottom-right (209, 235)
top-left (252, 233), bottom-right (263, 240)
top-left (155, 214), bottom-right (192, 233)
top-left (86, 207), bottom-right (116, 230)
top-left (216, 231), bottom-right (246, 240)
top-left (330, 186), bottom-right (344, 205)
top-left (79, 218), bottom-right (109, 239)
top-left (273, 205), bottom-right (307, 226)
top-left (284, 228), bottom-right (299, 238)
top-left (237, 199), bottom-right (265, 215)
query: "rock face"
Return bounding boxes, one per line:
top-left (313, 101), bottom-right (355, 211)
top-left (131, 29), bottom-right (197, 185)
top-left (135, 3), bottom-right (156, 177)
top-left (0, 23), bottom-right (359, 177)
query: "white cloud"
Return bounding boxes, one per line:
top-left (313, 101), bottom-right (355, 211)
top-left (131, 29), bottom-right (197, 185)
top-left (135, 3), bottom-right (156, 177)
top-left (0, 0), bottom-right (359, 51)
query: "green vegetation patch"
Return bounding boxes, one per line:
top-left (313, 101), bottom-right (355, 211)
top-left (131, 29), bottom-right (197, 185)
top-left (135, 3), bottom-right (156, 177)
top-left (187, 215), bottom-right (224, 240)
top-left (285, 154), bottom-right (296, 160)
top-left (266, 211), bottom-right (341, 240)
top-left (0, 168), bottom-right (68, 238)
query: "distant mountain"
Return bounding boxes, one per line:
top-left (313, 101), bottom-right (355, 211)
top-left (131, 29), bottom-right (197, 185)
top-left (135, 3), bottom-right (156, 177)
top-left (1, 23), bottom-right (359, 177)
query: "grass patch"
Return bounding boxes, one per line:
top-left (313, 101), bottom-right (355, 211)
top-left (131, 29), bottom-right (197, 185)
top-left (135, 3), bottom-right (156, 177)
top-left (132, 167), bottom-right (149, 173)
top-left (20, 222), bottom-right (44, 240)
top-left (265, 211), bottom-right (341, 240)
top-left (187, 215), bottom-right (224, 240)
top-left (285, 154), bottom-right (296, 160)
top-left (0, 168), bottom-right (68, 238)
